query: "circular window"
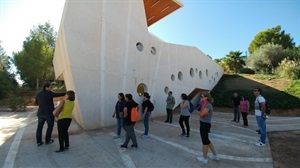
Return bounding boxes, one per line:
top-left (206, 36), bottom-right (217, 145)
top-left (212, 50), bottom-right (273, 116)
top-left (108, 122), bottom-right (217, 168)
top-left (216, 72), bottom-right (219, 77)
top-left (195, 68), bottom-right (198, 73)
top-left (171, 74), bottom-right (175, 81)
top-left (151, 47), bottom-right (156, 55)
top-left (137, 83), bottom-right (147, 96)
top-left (136, 42), bottom-right (144, 52)
top-left (206, 69), bottom-right (209, 76)
top-left (164, 86), bottom-right (169, 94)
top-left (178, 71), bottom-right (183, 81)
top-left (190, 68), bottom-right (194, 77)
top-left (199, 71), bottom-right (202, 79)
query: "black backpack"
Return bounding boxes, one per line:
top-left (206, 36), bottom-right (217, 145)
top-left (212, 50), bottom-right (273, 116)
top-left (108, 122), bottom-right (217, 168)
top-left (258, 99), bottom-right (271, 114)
top-left (265, 100), bottom-right (271, 114)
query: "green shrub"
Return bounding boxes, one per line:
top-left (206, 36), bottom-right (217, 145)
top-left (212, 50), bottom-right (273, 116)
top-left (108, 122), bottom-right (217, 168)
top-left (238, 68), bottom-right (255, 74)
top-left (285, 80), bottom-right (300, 99)
top-left (253, 74), bottom-right (277, 80)
top-left (8, 96), bottom-right (27, 111)
top-left (276, 58), bottom-right (300, 79)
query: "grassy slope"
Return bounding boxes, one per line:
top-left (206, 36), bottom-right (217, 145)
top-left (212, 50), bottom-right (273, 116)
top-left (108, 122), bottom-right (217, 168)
top-left (210, 74), bottom-right (300, 114)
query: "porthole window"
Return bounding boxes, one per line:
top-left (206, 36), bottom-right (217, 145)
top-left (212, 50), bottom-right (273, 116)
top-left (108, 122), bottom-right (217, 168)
top-left (206, 69), bottom-right (209, 76)
top-left (190, 68), bottom-right (194, 77)
top-left (178, 71), bottom-right (183, 81)
top-left (171, 74), bottom-right (175, 81)
top-left (151, 47), bottom-right (156, 55)
top-left (136, 42), bottom-right (144, 52)
top-left (195, 68), bottom-right (198, 73)
top-left (164, 86), bottom-right (169, 94)
top-left (199, 71), bottom-right (202, 79)
top-left (137, 83), bottom-right (147, 96)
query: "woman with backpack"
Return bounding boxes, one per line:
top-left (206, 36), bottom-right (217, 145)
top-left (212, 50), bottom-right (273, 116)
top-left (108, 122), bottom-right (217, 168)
top-left (120, 94), bottom-right (139, 149)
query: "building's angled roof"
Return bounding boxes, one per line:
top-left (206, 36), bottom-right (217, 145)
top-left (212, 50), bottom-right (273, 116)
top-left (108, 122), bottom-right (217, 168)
top-left (144, 0), bottom-right (183, 27)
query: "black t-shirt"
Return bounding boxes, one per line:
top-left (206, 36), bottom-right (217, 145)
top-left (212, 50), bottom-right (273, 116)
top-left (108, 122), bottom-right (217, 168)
top-left (142, 99), bottom-right (153, 113)
top-left (232, 96), bottom-right (241, 107)
top-left (115, 100), bottom-right (125, 118)
top-left (124, 100), bottom-right (138, 125)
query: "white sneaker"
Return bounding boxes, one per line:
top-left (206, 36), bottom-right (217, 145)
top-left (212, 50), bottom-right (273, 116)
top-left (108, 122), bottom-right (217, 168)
top-left (256, 142), bottom-right (266, 146)
top-left (197, 156), bottom-right (208, 164)
top-left (113, 135), bottom-right (120, 139)
top-left (141, 134), bottom-right (149, 139)
top-left (209, 154), bottom-right (220, 161)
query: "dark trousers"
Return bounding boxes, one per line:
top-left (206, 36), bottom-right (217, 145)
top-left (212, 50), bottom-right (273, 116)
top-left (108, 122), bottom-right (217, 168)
top-left (36, 115), bottom-right (55, 144)
top-left (233, 107), bottom-right (240, 121)
top-left (57, 118), bottom-right (72, 150)
top-left (241, 112), bottom-right (248, 126)
top-left (179, 115), bottom-right (190, 136)
top-left (200, 121), bottom-right (211, 145)
top-left (123, 124), bottom-right (137, 146)
top-left (166, 108), bottom-right (173, 123)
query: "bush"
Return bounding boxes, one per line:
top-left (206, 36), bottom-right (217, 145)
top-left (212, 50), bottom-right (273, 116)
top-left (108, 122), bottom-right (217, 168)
top-left (238, 68), bottom-right (255, 74)
top-left (253, 74), bottom-right (277, 80)
top-left (276, 58), bottom-right (300, 79)
top-left (8, 96), bottom-right (27, 111)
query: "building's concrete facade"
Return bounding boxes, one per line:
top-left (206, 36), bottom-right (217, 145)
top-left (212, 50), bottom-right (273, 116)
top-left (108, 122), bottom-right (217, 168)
top-left (53, 0), bottom-right (224, 130)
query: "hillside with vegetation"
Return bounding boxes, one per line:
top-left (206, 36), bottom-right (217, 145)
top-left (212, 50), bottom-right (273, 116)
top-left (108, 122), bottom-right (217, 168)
top-left (211, 74), bottom-right (300, 116)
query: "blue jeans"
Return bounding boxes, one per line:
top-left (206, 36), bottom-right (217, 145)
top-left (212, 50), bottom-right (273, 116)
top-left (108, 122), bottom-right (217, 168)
top-left (36, 115), bottom-right (55, 144)
top-left (116, 117), bottom-right (123, 136)
top-left (143, 111), bottom-right (151, 135)
top-left (256, 116), bottom-right (266, 144)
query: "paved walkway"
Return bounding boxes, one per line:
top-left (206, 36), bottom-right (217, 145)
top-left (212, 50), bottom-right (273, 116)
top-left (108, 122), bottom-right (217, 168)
top-left (1, 108), bottom-right (300, 168)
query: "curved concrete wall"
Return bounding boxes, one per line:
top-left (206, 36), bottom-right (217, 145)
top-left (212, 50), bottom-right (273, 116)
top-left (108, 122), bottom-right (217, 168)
top-left (53, 0), bottom-right (223, 130)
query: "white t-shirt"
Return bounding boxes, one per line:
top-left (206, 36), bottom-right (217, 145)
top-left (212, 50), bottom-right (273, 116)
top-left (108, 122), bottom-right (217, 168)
top-left (254, 96), bottom-right (265, 116)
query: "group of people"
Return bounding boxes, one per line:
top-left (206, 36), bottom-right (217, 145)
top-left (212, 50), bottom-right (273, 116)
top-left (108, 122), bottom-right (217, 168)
top-left (35, 83), bottom-right (267, 163)
top-left (35, 83), bottom-right (75, 153)
top-left (231, 89), bottom-right (268, 147)
top-left (112, 90), bottom-right (220, 164)
top-left (112, 92), bottom-right (154, 149)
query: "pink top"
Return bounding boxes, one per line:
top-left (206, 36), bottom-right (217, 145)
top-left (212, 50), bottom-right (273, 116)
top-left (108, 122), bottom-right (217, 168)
top-left (240, 100), bottom-right (249, 112)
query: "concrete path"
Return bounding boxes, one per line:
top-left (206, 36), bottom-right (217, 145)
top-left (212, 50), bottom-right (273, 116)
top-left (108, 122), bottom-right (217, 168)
top-left (1, 108), bottom-right (299, 168)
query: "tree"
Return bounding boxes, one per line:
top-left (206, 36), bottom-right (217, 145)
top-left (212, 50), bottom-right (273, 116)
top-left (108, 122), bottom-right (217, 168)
top-left (223, 51), bottom-right (246, 74)
top-left (247, 43), bottom-right (285, 73)
top-left (248, 25), bottom-right (295, 54)
top-left (13, 21), bottom-right (57, 89)
top-left (0, 43), bottom-right (18, 99)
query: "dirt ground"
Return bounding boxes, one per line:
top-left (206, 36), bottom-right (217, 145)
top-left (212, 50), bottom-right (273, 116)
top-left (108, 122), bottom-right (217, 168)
top-left (268, 130), bottom-right (300, 168)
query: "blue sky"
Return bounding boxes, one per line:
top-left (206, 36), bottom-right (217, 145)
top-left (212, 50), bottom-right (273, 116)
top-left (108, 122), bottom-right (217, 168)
top-left (1, 0), bottom-right (299, 60)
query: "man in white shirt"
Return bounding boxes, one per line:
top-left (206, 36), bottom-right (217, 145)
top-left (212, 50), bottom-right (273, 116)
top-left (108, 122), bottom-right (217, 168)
top-left (253, 88), bottom-right (267, 146)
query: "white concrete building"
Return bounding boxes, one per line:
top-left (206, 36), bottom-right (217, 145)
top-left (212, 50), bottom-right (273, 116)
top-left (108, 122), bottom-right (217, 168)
top-left (53, 0), bottom-right (223, 130)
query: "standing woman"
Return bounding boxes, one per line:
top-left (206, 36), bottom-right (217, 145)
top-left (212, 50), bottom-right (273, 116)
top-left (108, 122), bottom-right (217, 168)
top-left (197, 92), bottom-right (220, 164)
top-left (53, 90), bottom-right (75, 153)
top-left (120, 94), bottom-right (139, 149)
top-left (141, 92), bottom-right (154, 139)
top-left (112, 93), bottom-right (125, 139)
top-left (240, 96), bottom-right (250, 127)
top-left (179, 93), bottom-right (190, 138)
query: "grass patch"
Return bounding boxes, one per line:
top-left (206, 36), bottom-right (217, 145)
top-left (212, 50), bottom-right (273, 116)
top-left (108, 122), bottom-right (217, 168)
top-left (211, 74), bottom-right (300, 110)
